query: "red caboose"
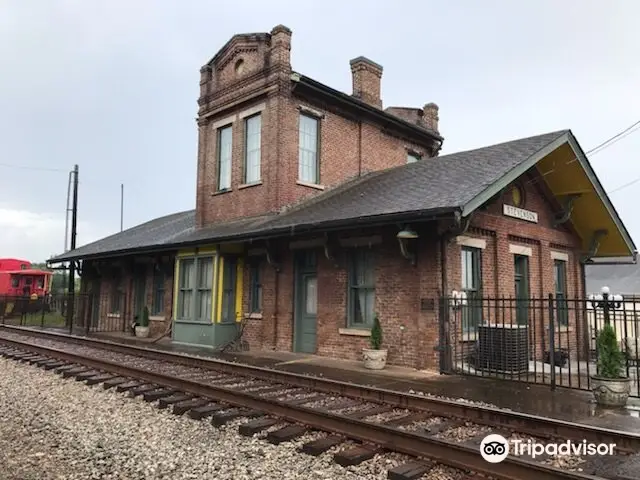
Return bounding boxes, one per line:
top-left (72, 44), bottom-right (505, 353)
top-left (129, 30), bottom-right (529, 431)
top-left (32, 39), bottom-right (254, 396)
top-left (0, 258), bottom-right (53, 298)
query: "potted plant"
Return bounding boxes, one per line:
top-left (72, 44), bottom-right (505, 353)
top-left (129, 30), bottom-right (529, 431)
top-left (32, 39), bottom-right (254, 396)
top-left (362, 314), bottom-right (388, 370)
top-left (591, 323), bottom-right (630, 408)
top-left (135, 306), bottom-right (150, 338)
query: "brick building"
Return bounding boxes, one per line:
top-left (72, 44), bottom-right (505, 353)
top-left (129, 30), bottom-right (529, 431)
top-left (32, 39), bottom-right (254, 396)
top-left (49, 25), bottom-right (636, 371)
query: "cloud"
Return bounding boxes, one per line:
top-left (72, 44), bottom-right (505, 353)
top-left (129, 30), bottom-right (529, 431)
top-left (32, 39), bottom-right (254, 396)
top-left (0, 207), bottom-right (105, 262)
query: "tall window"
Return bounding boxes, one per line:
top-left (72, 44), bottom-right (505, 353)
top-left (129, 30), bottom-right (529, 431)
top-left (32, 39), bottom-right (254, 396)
top-left (109, 276), bottom-right (123, 314)
top-left (177, 257), bottom-right (213, 322)
top-left (244, 114), bottom-right (261, 184)
top-left (347, 249), bottom-right (375, 328)
top-left (151, 270), bottom-right (165, 316)
top-left (177, 259), bottom-right (194, 319)
top-left (217, 125), bottom-right (232, 191)
top-left (196, 257), bottom-right (214, 321)
top-left (220, 257), bottom-right (237, 324)
top-left (461, 247), bottom-right (482, 332)
top-left (554, 259), bottom-right (569, 326)
top-left (514, 255), bottom-right (530, 325)
top-left (298, 114), bottom-right (319, 184)
top-left (249, 261), bottom-right (262, 313)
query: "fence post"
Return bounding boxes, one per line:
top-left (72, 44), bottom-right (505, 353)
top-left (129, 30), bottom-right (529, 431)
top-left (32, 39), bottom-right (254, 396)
top-left (547, 293), bottom-right (556, 391)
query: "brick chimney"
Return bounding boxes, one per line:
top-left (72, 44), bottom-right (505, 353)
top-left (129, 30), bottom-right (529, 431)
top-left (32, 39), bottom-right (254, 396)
top-left (269, 24), bottom-right (292, 70)
top-left (350, 56), bottom-right (383, 108)
top-left (422, 102), bottom-right (439, 134)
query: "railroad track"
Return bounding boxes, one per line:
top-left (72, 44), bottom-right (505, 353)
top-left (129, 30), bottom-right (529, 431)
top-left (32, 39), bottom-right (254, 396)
top-left (0, 327), bottom-right (637, 480)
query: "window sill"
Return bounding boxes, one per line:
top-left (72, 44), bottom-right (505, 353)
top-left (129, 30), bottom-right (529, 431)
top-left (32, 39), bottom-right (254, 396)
top-left (212, 188), bottom-right (232, 196)
top-left (174, 318), bottom-right (212, 325)
top-left (238, 181), bottom-right (262, 190)
top-left (339, 328), bottom-right (370, 337)
top-left (106, 313), bottom-right (121, 318)
top-left (244, 312), bottom-right (263, 319)
top-left (149, 315), bottom-right (166, 322)
top-left (296, 180), bottom-right (325, 190)
top-left (460, 333), bottom-right (477, 342)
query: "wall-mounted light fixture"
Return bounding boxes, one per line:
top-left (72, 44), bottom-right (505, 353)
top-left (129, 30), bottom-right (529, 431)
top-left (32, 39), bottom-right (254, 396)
top-left (397, 226), bottom-right (418, 265)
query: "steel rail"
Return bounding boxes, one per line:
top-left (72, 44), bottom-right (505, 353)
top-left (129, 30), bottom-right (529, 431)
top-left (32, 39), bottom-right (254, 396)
top-left (3, 325), bottom-right (640, 453)
top-left (0, 336), bottom-right (603, 480)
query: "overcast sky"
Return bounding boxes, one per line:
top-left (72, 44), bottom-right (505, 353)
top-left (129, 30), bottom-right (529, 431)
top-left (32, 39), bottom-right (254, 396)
top-left (1, 0), bottom-right (639, 262)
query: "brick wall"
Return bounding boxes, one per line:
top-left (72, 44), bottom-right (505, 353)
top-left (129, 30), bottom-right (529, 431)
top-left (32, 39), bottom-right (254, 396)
top-left (195, 25), bottom-right (438, 226)
top-left (236, 167), bottom-right (587, 371)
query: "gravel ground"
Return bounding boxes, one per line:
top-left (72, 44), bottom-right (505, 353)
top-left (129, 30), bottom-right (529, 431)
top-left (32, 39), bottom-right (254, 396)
top-left (0, 356), bottom-right (471, 479)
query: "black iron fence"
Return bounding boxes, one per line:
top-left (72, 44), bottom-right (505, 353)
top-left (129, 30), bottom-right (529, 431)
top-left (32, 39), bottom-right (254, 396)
top-left (0, 292), bottom-right (130, 335)
top-left (440, 293), bottom-right (640, 397)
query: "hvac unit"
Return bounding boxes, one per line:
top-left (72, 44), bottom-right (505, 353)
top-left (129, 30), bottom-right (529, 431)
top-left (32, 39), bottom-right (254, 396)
top-left (476, 324), bottom-right (529, 374)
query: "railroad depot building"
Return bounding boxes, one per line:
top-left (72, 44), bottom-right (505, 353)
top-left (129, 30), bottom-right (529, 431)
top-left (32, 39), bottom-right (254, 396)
top-left (49, 25), bottom-right (636, 371)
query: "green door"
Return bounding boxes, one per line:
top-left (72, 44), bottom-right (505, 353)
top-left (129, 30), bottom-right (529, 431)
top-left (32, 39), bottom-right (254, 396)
top-left (514, 255), bottom-right (529, 325)
top-left (133, 272), bottom-right (146, 322)
top-left (220, 257), bottom-right (238, 324)
top-left (294, 251), bottom-right (317, 353)
top-left (91, 280), bottom-right (101, 328)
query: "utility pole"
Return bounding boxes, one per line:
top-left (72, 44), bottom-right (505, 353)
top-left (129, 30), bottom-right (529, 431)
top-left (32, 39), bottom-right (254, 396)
top-left (65, 164), bottom-right (79, 332)
top-left (120, 183), bottom-right (124, 232)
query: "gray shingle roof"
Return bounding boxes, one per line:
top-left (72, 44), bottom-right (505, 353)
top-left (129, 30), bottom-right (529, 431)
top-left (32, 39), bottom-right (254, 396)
top-left (263, 129), bottom-right (569, 229)
top-left (49, 129), bottom-right (570, 262)
top-left (50, 210), bottom-right (196, 262)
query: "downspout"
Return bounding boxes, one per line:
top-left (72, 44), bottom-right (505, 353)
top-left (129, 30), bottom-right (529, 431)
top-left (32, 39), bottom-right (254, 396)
top-left (438, 210), bottom-right (471, 373)
top-left (358, 121), bottom-right (363, 176)
top-left (272, 266), bottom-right (279, 350)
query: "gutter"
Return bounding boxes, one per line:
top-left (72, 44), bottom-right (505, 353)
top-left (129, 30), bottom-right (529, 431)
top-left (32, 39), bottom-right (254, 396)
top-left (290, 73), bottom-right (444, 147)
top-left (48, 207), bottom-right (458, 264)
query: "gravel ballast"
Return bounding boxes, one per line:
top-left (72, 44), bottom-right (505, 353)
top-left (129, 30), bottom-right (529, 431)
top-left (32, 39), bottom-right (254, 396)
top-left (0, 356), bottom-right (469, 479)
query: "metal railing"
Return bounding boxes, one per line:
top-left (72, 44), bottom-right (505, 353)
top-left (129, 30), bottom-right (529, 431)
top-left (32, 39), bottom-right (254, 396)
top-left (439, 293), bottom-right (640, 397)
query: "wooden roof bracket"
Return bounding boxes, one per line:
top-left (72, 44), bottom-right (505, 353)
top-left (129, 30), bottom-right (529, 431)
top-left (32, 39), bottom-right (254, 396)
top-left (265, 239), bottom-right (281, 272)
top-left (581, 229), bottom-right (608, 263)
top-left (554, 194), bottom-right (581, 227)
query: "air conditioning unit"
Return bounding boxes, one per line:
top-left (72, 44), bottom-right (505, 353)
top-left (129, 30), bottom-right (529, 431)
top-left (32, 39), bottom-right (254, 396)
top-left (476, 324), bottom-right (529, 374)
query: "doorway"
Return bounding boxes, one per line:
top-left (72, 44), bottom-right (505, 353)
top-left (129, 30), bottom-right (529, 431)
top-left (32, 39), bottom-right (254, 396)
top-left (294, 250), bottom-right (318, 353)
top-left (133, 267), bottom-right (147, 322)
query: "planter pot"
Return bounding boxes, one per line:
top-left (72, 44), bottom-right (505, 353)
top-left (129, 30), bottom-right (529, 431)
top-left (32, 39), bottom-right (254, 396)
top-left (591, 376), bottom-right (631, 408)
top-left (135, 326), bottom-right (150, 338)
top-left (363, 348), bottom-right (388, 370)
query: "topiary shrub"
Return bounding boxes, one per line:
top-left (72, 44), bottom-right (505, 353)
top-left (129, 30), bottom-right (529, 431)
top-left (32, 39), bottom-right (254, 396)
top-left (596, 323), bottom-right (625, 379)
top-left (139, 306), bottom-right (150, 328)
top-left (369, 314), bottom-right (383, 350)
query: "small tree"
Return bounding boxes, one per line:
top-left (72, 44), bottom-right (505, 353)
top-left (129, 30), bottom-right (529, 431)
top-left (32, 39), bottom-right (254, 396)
top-left (369, 314), bottom-right (383, 350)
top-left (596, 323), bottom-right (625, 379)
top-left (139, 306), bottom-right (150, 328)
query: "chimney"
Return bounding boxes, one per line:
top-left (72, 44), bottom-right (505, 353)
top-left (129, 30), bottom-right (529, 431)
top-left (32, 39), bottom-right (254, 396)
top-left (269, 24), bottom-right (292, 70)
top-left (422, 103), bottom-right (439, 134)
top-left (350, 56), bottom-right (383, 108)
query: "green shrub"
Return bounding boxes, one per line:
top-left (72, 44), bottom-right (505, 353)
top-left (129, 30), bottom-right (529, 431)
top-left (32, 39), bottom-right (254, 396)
top-left (596, 323), bottom-right (625, 379)
top-left (370, 314), bottom-right (383, 350)
top-left (139, 306), bottom-right (150, 328)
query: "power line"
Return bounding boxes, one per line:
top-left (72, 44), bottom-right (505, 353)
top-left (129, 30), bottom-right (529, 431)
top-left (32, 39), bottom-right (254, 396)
top-left (524, 119), bottom-right (640, 189)
top-left (0, 162), bottom-right (69, 173)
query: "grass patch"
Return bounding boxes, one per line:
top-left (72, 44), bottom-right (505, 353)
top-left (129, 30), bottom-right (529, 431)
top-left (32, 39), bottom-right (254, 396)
top-left (3, 312), bottom-right (66, 328)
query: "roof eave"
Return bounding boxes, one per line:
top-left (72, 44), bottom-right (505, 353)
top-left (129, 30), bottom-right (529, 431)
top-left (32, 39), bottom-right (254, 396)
top-left (566, 132), bottom-right (638, 255)
top-left (291, 73), bottom-right (444, 144)
top-left (47, 208), bottom-right (458, 263)
top-left (459, 130), bottom-right (637, 258)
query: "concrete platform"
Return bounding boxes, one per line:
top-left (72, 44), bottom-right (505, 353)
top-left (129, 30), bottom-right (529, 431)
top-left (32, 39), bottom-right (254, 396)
top-left (9, 326), bottom-right (640, 434)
